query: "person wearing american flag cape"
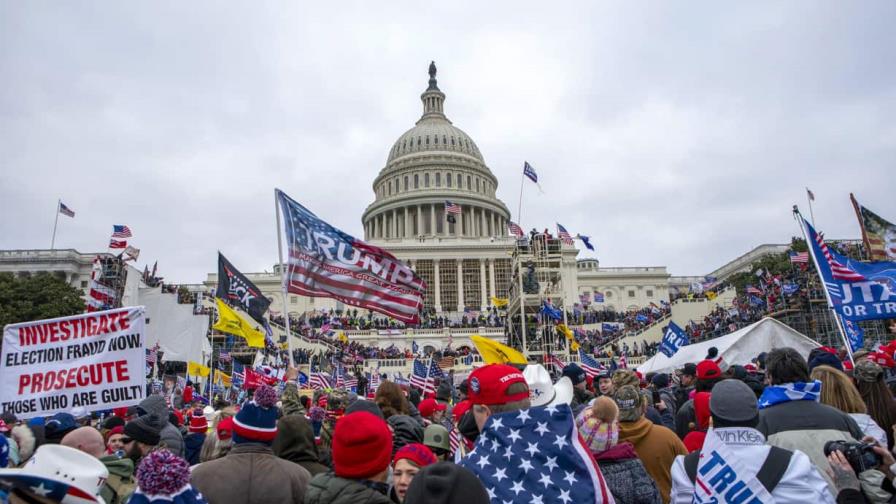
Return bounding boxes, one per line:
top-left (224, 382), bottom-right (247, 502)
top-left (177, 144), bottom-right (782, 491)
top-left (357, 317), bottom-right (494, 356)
top-left (459, 363), bottom-right (614, 503)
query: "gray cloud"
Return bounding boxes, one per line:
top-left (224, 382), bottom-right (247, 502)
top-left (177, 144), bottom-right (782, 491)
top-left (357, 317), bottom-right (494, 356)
top-left (1, 1), bottom-right (894, 281)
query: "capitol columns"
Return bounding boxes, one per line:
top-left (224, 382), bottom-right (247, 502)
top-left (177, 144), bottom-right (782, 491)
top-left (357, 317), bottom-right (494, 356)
top-left (403, 208), bottom-right (410, 238)
top-left (479, 259), bottom-right (487, 310)
top-left (430, 203), bottom-right (436, 236)
top-left (417, 205), bottom-right (423, 236)
top-left (488, 258), bottom-right (497, 299)
top-left (392, 209), bottom-right (397, 238)
top-left (456, 259), bottom-right (464, 312)
top-left (433, 259), bottom-right (442, 312)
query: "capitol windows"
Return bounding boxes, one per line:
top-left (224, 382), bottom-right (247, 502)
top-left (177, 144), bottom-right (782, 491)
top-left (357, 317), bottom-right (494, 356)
top-left (436, 173), bottom-right (441, 187)
top-left (628, 290), bottom-right (636, 298)
top-left (606, 292), bottom-right (613, 298)
top-left (426, 136), bottom-right (430, 145)
top-left (456, 173), bottom-right (462, 187)
top-left (434, 136), bottom-right (438, 145)
top-left (476, 178), bottom-right (480, 192)
top-left (404, 176), bottom-right (408, 191)
top-left (647, 289), bottom-right (654, 297)
top-left (467, 176), bottom-right (472, 190)
top-left (414, 174), bottom-right (419, 189)
top-left (447, 173), bottom-right (452, 187)
top-left (451, 136), bottom-right (456, 146)
top-left (442, 135), bottom-right (447, 145)
top-left (425, 173), bottom-right (430, 187)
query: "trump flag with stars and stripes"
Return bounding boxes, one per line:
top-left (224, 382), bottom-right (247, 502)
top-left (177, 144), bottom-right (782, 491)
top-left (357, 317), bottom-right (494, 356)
top-left (801, 216), bottom-right (896, 322)
top-left (460, 404), bottom-right (613, 503)
top-left (276, 189), bottom-right (427, 324)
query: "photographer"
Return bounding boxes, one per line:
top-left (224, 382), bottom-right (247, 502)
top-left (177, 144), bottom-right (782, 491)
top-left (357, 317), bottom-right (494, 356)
top-left (827, 434), bottom-right (896, 504)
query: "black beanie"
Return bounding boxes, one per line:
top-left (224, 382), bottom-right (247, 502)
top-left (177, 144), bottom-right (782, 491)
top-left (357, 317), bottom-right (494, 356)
top-left (103, 415), bottom-right (126, 431)
top-left (124, 413), bottom-right (162, 446)
top-left (404, 462), bottom-right (490, 504)
top-left (562, 363), bottom-right (586, 386)
top-left (345, 399), bottom-right (384, 419)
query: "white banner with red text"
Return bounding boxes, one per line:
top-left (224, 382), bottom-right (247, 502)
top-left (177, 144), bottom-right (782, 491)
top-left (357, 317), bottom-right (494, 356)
top-left (1, 306), bottom-right (146, 419)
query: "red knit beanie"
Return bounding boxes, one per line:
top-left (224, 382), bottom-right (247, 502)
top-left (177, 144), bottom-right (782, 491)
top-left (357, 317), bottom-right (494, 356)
top-left (332, 411), bottom-right (393, 479)
top-left (189, 409), bottom-right (209, 433)
top-left (393, 443), bottom-right (437, 468)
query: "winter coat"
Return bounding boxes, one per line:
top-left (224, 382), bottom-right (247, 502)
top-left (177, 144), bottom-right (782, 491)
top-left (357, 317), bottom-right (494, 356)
top-left (595, 442), bottom-right (663, 504)
top-left (138, 395), bottom-right (184, 457)
top-left (281, 383), bottom-right (307, 418)
top-left (571, 387), bottom-right (596, 410)
top-left (303, 472), bottom-right (395, 504)
top-left (669, 427), bottom-right (835, 504)
top-left (99, 455), bottom-right (135, 504)
top-left (273, 415), bottom-right (329, 477)
top-left (387, 415), bottom-right (423, 457)
top-left (850, 413), bottom-right (888, 448)
top-left (191, 442), bottom-right (312, 504)
top-left (757, 399), bottom-right (864, 493)
top-left (619, 416), bottom-right (688, 504)
top-left (184, 433), bottom-right (206, 466)
top-left (674, 399), bottom-right (696, 439)
top-left (671, 384), bottom-right (693, 415)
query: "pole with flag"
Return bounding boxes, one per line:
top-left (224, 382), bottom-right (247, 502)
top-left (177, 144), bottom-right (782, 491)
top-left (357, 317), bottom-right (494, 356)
top-left (274, 191), bottom-right (296, 366)
top-left (793, 205), bottom-right (853, 364)
top-left (806, 188), bottom-right (816, 227)
top-left (51, 199), bottom-right (75, 249)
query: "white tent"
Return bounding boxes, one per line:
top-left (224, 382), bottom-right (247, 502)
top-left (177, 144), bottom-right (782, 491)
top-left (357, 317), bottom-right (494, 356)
top-left (140, 287), bottom-right (211, 364)
top-left (637, 317), bottom-right (821, 374)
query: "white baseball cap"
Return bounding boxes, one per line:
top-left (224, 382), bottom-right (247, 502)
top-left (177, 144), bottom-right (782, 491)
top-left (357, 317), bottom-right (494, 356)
top-left (523, 364), bottom-right (574, 408)
top-left (0, 444), bottom-right (108, 503)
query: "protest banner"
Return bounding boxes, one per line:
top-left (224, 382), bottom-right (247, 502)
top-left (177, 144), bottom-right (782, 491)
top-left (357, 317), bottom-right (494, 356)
top-left (1, 306), bottom-right (146, 419)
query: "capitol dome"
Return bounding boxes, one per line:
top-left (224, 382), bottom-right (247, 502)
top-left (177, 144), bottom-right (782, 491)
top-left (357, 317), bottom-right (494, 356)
top-left (362, 62), bottom-right (511, 242)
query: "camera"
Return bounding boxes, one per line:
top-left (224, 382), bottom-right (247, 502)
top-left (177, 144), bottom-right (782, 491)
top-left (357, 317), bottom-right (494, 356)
top-left (824, 440), bottom-right (882, 473)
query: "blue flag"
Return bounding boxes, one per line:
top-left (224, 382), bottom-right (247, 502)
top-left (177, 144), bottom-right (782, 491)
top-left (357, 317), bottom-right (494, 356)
top-left (577, 235), bottom-right (595, 251)
top-left (523, 161), bottom-right (538, 183)
top-left (803, 217), bottom-right (896, 321)
top-left (659, 321), bottom-right (689, 358)
top-left (298, 371), bottom-right (309, 387)
top-left (601, 322), bottom-right (617, 333)
top-left (749, 295), bottom-right (765, 307)
top-left (541, 300), bottom-right (563, 321)
top-left (635, 313), bottom-right (649, 323)
top-left (782, 283), bottom-right (800, 296)
top-left (844, 320), bottom-right (864, 353)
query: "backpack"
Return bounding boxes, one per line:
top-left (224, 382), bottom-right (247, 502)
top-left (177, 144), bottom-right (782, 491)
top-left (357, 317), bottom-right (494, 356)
top-left (102, 472), bottom-right (137, 504)
top-left (683, 446), bottom-right (793, 493)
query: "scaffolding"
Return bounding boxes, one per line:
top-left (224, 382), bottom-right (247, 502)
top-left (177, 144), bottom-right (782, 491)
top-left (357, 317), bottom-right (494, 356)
top-left (506, 235), bottom-right (571, 360)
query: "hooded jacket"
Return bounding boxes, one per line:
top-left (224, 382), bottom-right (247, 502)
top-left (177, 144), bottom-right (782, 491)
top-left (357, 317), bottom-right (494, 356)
top-left (138, 395), bottom-right (184, 457)
top-left (387, 415), bottom-right (423, 457)
top-left (669, 427), bottom-right (835, 504)
top-left (619, 416), bottom-right (688, 504)
top-left (273, 415), bottom-right (329, 476)
top-left (99, 455), bottom-right (136, 504)
top-left (303, 472), bottom-right (395, 504)
top-left (184, 432), bottom-right (206, 466)
top-left (594, 442), bottom-right (663, 504)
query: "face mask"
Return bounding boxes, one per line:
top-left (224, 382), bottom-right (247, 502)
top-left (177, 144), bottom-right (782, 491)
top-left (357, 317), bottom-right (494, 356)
top-left (458, 410), bottom-right (479, 443)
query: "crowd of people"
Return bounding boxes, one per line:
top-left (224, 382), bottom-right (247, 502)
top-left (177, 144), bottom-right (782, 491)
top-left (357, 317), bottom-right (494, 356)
top-left (7, 341), bottom-right (896, 503)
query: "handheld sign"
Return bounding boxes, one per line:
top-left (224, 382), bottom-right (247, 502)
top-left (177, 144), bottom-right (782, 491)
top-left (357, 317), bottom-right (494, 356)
top-left (659, 321), bottom-right (689, 358)
top-left (1, 306), bottom-right (146, 419)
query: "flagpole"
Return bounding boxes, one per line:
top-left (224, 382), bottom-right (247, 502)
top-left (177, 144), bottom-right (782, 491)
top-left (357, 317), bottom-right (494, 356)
top-left (806, 188), bottom-right (816, 227)
top-left (51, 199), bottom-right (60, 250)
top-left (793, 206), bottom-right (853, 364)
top-left (274, 190), bottom-right (296, 367)
top-left (516, 169), bottom-right (525, 230)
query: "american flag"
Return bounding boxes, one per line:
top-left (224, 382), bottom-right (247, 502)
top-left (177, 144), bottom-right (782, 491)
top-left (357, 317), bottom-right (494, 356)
top-left (111, 225), bottom-right (133, 238)
top-left (557, 223), bottom-right (574, 245)
top-left (219, 351), bottom-right (231, 363)
top-left (86, 279), bottom-right (117, 312)
top-left (410, 358), bottom-right (440, 394)
top-left (109, 239), bottom-right (127, 249)
top-left (58, 202), bottom-right (75, 217)
top-left (745, 285), bottom-right (763, 295)
top-left (578, 349), bottom-right (606, 378)
top-left (445, 200), bottom-right (462, 215)
top-left (460, 404), bottom-right (612, 503)
top-left (814, 229), bottom-right (865, 281)
top-left (508, 221), bottom-right (524, 238)
top-left (545, 354), bottom-right (567, 374)
top-left (789, 251), bottom-right (809, 264)
top-left (523, 161), bottom-right (538, 183)
top-left (278, 189), bottom-right (426, 325)
top-left (320, 323), bottom-right (331, 334)
top-left (344, 372), bottom-right (358, 389)
top-left (448, 426), bottom-right (461, 455)
top-left (310, 367), bottom-right (332, 390)
top-left (145, 344), bottom-right (159, 369)
top-left (438, 355), bottom-right (455, 371)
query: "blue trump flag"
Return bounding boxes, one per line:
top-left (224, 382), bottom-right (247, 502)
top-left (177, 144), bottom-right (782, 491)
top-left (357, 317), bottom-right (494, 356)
top-left (541, 300), bottom-right (563, 321)
top-left (844, 320), bottom-right (864, 353)
top-left (802, 217), bottom-right (896, 322)
top-left (659, 321), bottom-right (689, 358)
top-left (635, 313), bottom-right (649, 323)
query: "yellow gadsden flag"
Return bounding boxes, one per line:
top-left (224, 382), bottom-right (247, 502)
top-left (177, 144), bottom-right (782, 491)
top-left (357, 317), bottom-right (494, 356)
top-left (188, 361), bottom-right (210, 377)
top-left (214, 370), bottom-right (232, 388)
top-left (706, 291), bottom-right (718, 301)
top-left (471, 335), bottom-right (527, 366)
top-left (557, 324), bottom-right (574, 341)
top-left (213, 298), bottom-right (265, 348)
top-left (490, 296), bottom-right (509, 308)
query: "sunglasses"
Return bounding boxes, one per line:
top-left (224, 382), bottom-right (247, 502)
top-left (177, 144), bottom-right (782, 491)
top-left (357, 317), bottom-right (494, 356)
top-left (120, 437), bottom-right (134, 444)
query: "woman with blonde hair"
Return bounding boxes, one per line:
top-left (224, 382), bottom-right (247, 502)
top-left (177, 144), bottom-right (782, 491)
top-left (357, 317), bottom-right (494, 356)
top-left (810, 364), bottom-right (887, 446)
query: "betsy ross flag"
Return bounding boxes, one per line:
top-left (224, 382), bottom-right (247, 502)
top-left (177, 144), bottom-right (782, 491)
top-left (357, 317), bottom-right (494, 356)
top-left (111, 225), bottom-right (132, 238)
top-left (58, 202), bottom-right (75, 217)
top-left (789, 251), bottom-right (809, 264)
top-left (277, 189), bottom-right (426, 325)
top-left (508, 221), bottom-right (524, 238)
top-left (557, 224), bottom-right (574, 245)
top-left (460, 404), bottom-right (612, 503)
top-left (578, 349), bottom-right (606, 378)
top-left (109, 239), bottom-right (127, 249)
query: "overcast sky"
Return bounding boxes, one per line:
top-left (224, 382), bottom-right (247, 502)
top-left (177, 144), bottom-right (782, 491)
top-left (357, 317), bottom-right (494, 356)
top-left (2, 2), bottom-right (895, 282)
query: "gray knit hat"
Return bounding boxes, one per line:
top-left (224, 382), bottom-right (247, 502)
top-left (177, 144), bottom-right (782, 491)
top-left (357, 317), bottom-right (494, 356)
top-left (709, 379), bottom-right (758, 423)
